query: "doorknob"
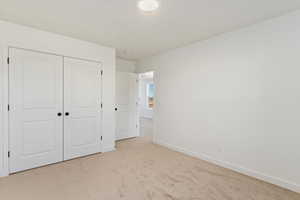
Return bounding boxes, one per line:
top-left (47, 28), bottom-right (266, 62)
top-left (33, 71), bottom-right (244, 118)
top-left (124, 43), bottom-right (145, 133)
top-left (115, 108), bottom-right (118, 111)
top-left (57, 113), bottom-right (62, 116)
top-left (65, 112), bottom-right (69, 116)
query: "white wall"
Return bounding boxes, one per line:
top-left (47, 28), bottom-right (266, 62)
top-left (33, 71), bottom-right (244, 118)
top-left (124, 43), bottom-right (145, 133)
top-left (0, 20), bottom-right (116, 176)
top-left (137, 10), bottom-right (300, 193)
top-left (116, 58), bottom-right (136, 72)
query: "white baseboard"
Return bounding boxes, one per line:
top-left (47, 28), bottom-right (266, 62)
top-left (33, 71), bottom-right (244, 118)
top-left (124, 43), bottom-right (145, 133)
top-left (0, 168), bottom-right (9, 177)
top-left (0, 172), bottom-right (5, 177)
top-left (102, 145), bottom-right (116, 153)
top-left (154, 139), bottom-right (300, 194)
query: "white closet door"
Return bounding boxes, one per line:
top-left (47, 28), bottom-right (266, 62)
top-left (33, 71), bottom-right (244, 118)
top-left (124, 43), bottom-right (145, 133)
top-left (9, 48), bottom-right (63, 173)
top-left (63, 58), bottom-right (102, 160)
top-left (116, 72), bottom-right (139, 140)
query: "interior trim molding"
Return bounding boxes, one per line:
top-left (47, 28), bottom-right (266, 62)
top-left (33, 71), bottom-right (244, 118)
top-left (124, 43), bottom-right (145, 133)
top-left (102, 145), bottom-right (116, 153)
top-left (0, 44), bottom-right (9, 178)
top-left (153, 139), bottom-right (300, 194)
top-left (0, 169), bottom-right (9, 177)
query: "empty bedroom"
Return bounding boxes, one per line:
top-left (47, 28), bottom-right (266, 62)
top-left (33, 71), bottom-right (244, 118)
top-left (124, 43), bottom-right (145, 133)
top-left (0, 0), bottom-right (300, 199)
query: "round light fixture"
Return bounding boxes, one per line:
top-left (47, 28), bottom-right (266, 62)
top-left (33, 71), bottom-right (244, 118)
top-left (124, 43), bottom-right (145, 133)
top-left (138, 0), bottom-right (159, 12)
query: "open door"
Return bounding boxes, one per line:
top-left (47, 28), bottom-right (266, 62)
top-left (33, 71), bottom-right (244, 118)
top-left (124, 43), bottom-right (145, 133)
top-left (116, 72), bottom-right (139, 140)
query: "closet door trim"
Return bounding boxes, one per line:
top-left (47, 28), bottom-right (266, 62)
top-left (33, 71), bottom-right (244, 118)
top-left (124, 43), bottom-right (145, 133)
top-left (0, 45), bottom-right (103, 176)
top-left (7, 46), bottom-right (102, 64)
top-left (0, 45), bottom-right (9, 177)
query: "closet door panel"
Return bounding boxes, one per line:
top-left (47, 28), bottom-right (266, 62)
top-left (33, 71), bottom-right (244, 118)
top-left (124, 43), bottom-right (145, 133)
top-left (64, 58), bottom-right (102, 160)
top-left (9, 48), bottom-right (63, 173)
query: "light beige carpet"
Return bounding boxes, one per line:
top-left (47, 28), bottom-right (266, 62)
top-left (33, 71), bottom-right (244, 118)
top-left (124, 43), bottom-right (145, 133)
top-left (0, 137), bottom-right (299, 200)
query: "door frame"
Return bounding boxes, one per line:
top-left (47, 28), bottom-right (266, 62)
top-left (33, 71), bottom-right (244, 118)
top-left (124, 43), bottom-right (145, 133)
top-left (1, 44), bottom-right (9, 177)
top-left (0, 45), bottom-right (104, 177)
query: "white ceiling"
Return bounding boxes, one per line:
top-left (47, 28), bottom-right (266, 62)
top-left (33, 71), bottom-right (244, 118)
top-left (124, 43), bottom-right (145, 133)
top-left (1, 0), bottom-right (300, 60)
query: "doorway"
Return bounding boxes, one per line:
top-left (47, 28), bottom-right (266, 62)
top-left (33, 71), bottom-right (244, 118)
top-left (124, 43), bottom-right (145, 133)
top-left (115, 70), bottom-right (155, 141)
top-left (138, 71), bottom-right (154, 139)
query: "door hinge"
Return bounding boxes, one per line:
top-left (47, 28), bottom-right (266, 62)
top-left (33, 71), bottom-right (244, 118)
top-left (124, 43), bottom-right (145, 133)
top-left (7, 57), bottom-right (10, 64)
top-left (8, 151), bottom-right (10, 158)
top-left (101, 136), bottom-right (103, 141)
top-left (101, 70), bottom-right (103, 76)
top-left (7, 104), bottom-right (10, 111)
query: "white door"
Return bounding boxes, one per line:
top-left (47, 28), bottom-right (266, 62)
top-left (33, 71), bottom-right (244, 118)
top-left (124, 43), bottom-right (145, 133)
top-left (116, 72), bottom-right (139, 140)
top-left (9, 48), bottom-right (63, 173)
top-left (63, 58), bottom-right (102, 160)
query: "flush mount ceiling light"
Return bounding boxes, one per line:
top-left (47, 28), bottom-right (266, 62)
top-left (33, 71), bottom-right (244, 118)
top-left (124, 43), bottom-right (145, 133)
top-left (138, 0), bottom-right (159, 12)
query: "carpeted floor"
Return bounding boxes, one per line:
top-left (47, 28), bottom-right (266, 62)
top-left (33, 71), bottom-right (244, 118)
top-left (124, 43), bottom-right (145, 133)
top-left (0, 136), bottom-right (299, 200)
